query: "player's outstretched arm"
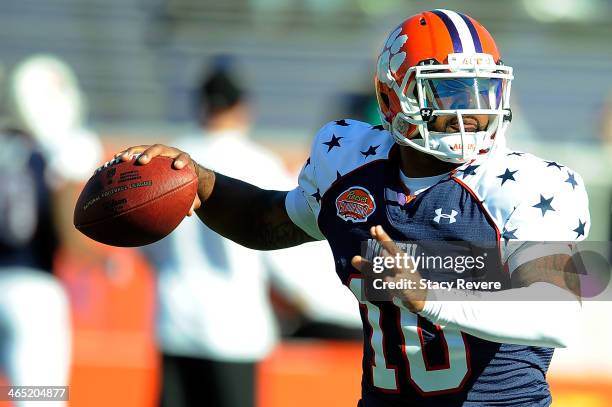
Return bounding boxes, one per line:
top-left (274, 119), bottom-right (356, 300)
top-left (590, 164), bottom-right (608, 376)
top-left (353, 225), bottom-right (581, 348)
top-left (117, 144), bottom-right (315, 250)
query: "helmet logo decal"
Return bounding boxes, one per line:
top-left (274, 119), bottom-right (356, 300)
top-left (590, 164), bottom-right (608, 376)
top-left (377, 27), bottom-right (408, 88)
top-left (336, 187), bottom-right (376, 223)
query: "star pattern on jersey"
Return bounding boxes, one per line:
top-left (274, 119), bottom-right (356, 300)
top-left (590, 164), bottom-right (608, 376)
top-left (533, 194), bottom-right (555, 217)
top-left (458, 164), bottom-right (479, 179)
top-left (497, 168), bottom-right (518, 186)
top-left (565, 171), bottom-right (578, 190)
top-left (336, 170), bottom-right (343, 181)
top-left (544, 160), bottom-right (564, 170)
top-left (305, 157), bottom-right (311, 167)
top-left (323, 134), bottom-right (343, 152)
top-left (507, 152), bottom-right (524, 157)
top-left (502, 227), bottom-right (518, 243)
top-left (311, 188), bottom-right (322, 203)
top-left (371, 124), bottom-right (385, 131)
top-left (361, 144), bottom-right (380, 158)
top-left (573, 219), bottom-right (586, 238)
top-left (335, 119), bottom-right (350, 126)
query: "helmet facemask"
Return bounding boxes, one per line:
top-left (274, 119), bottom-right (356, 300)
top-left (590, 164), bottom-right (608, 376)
top-left (387, 54), bottom-right (513, 164)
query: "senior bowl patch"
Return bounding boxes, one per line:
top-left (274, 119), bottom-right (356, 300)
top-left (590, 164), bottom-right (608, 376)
top-left (336, 187), bottom-right (376, 222)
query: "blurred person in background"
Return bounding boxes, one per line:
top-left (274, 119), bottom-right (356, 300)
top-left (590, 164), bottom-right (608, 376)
top-left (146, 59), bottom-right (360, 407)
top-left (0, 55), bottom-right (102, 405)
top-left (599, 91), bottom-right (612, 251)
top-left (602, 91), bottom-right (612, 149)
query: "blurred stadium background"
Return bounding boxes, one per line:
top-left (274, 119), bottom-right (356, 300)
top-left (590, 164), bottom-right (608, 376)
top-left (0, 0), bottom-right (611, 406)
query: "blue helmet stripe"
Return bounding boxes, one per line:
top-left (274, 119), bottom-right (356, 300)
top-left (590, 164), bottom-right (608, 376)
top-left (431, 9), bottom-right (463, 53)
top-left (458, 13), bottom-right (483, 53)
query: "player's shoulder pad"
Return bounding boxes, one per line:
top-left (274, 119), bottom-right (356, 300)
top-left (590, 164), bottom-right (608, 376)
top-left (301, 119), bottom-right (394, 201)
top-left (454, 146), bottom-right (588, 231)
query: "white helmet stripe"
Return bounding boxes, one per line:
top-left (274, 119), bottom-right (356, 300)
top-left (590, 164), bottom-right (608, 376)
top-left (437, 9), bottom-right (476, 54)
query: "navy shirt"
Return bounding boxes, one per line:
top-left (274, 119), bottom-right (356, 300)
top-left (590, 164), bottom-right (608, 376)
top-left (285, 119), bottom-right (590, 406)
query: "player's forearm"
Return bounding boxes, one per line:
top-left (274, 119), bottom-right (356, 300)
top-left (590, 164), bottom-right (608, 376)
top-left (194, 166), bottom-right (314, 250)
top-left (418, 282), bottom-right (580, 348)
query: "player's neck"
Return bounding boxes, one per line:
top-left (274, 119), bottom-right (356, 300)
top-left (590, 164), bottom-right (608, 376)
top-left (398, 145), bottom-right (461, 178)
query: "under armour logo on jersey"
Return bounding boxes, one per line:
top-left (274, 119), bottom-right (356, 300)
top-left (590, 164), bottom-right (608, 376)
top-left (433, 208), bottom-right (458, 224)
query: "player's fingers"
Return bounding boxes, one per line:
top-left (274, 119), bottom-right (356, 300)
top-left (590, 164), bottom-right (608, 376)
top-left (351, 255), bottom-right (372, 273)
top-left (116, 145), bottom-right (149, 161)
top-left (373, 225), bottom-right (390, 240)
top-left (373, 225), bottom-right (401, 256)
top-left (379, 248), bottom-right (403, 273)
top-left (137, 144), bottom-right (169, 164)
top-left (381, 248), bottom-right (392, 259)
top-left (173, 152), bottom-right (192, 170)
top-left (187, 193), bottom-right (202, 216)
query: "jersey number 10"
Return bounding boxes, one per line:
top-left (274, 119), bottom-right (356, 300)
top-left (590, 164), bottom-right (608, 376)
top-left (349, 277), bottom-right (470, 394)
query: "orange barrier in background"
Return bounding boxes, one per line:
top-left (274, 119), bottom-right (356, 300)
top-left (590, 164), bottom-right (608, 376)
top-left (548, 378), bottom-right (612, 407)
top-left (0, 376), bottom-right (12, 407)
top-left (258, 341), bottom-right (612, 407)
top-left (258, 341), bottom-right (362, 407)
top-left (55, 246), bottom-right (159, 407)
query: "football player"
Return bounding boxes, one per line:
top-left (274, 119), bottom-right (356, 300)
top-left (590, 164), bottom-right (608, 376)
top-left (116, 9), bottom-right (589, 406)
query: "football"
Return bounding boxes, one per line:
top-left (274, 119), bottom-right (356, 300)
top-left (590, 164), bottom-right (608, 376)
top-left (74, 156), bottom-right (198, 247)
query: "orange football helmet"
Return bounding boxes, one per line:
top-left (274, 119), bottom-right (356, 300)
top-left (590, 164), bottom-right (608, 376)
top-left (375, 9), bottom-right (513, 163)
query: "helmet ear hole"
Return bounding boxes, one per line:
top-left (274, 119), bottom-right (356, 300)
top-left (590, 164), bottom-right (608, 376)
top-left (379, 91), bottom-right (390, 109)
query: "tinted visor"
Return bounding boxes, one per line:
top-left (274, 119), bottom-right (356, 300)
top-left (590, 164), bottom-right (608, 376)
top-left (423, 78), bottom-right (503, 110)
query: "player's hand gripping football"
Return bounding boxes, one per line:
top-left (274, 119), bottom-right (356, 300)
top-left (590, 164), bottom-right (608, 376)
top-left (115, 144), bottom-right (211, 216)
top-left (351, 225), bottom-right (428, 313)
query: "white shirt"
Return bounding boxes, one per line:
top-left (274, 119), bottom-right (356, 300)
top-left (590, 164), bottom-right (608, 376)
top-left (151, 129), bottom-right (360, 361)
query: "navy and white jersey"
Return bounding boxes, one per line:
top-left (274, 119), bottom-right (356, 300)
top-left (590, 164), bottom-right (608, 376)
top-left (285, 119), bottom-right (590, 406)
